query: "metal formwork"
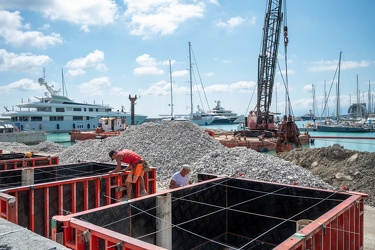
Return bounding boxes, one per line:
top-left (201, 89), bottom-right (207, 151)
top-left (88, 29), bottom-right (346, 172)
top-left (51, 175), bottom-right (367, 250)
top-left (0, 152), bottom-right (59, 170)
top-left (0, 162), bottom-right (157, 239)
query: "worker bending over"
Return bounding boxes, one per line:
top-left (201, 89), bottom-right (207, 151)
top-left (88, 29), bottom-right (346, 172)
top-left (109, 149), bottom-right (148, 200)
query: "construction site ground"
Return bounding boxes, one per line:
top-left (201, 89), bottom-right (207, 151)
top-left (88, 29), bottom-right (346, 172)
top-left (277, 145), bottom-right (375, 249)
top-left (1, 144), bottom-right (375, 248)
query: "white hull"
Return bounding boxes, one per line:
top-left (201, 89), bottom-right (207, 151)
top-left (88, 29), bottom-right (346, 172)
top-left (1, 76), bottom-right (147, 133)
top-left (1, 113), bottom-right (146, 133)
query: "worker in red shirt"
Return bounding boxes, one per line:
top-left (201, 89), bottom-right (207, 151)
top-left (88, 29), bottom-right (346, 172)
top-left (109, 149), bottom-right (147, 200)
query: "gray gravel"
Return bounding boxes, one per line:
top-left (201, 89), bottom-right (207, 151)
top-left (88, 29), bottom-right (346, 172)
top-left (0, 121), bottom-right (332, 190)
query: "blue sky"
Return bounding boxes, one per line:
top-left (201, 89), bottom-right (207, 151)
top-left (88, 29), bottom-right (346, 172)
top-left (0, 0), bottom-right (374, 119)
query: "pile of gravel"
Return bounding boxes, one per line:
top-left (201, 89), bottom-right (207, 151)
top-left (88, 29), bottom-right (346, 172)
top-left (55, 121), bottom-right (332, 190)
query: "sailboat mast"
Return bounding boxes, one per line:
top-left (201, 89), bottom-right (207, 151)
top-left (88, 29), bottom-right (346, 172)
top-left (357, 74), bottom-right (359, 118)
top-left (312, 84), bottom-right (316, 119)
top-left (336, 51), bottom-right (342, 122)
top-left (189, 42), bottom-right (193, 120)
top-left (169, 60), bottom-right (174, 119)
top-left (369, 80), bottom-right (372, 115)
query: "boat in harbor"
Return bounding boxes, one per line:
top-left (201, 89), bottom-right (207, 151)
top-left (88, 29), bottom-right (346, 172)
top-left (1, 76), bottom-right (147, 133)
top-left (206, 100), bottom-right (245, 124)
top-left (301, 110), bottom-right (316, 121)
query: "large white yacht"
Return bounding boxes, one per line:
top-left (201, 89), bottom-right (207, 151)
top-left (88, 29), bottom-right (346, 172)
top-left (1, 77), bottom-right (147, 133)
top-left (206, 100), bottom-right (244, 124)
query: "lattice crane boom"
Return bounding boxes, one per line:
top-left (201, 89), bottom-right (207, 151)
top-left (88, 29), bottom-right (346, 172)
top-left (255, 0), bottom-right (283, 130)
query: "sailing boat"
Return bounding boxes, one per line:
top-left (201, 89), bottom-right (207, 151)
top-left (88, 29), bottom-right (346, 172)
top-left (317, 52), bottom-right (368, 132)
top-left (184, 42), bottom-right (228, 125)
top-left (301, 84), bottom-right (316, 121)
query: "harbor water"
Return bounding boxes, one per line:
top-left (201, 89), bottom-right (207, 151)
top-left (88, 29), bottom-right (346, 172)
top-left (202, 122), bottom-right (375, 153)
top-left (45, 122), bottom-right (375, 153)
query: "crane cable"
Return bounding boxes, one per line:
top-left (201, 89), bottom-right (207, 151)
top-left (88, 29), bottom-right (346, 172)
top-left (282, 0), bottom-right (293, 117)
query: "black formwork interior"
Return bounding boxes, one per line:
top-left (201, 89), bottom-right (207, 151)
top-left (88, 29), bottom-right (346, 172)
top-left (0, 162), bottom-right (116, 190)
top-left (75, 175), bottom-right (352, 250)
top-left (0, 162), bottom-right (120, 236)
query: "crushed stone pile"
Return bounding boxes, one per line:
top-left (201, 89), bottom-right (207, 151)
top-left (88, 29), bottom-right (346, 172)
top-left (54, 121), bottom-right (332, 190)
top-left (0, 141), bottom-right (67, 153)
top-left (278, 145), bottom-right (375, 207)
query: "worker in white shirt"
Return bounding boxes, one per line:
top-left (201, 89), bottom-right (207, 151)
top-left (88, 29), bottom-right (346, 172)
top-left (169, 164), bottom-right (192, 188)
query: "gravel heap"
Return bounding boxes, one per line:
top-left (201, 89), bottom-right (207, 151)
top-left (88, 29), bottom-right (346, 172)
top-left (0, 122), bottom-right (332, 190)
top-left (0, 141), bottom-right (67, 153)
top-left (54, 121), bottom-right (332, 190)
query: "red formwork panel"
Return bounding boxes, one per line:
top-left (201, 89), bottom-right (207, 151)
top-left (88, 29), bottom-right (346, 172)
top-left (0, 162), bottom-right (156, 239)
top-left (51, 176), bottom-right (367, 250)
top-left (0, 153), bottom-right (59, 170)
top-left (274, 193), bottom-right (365, 249)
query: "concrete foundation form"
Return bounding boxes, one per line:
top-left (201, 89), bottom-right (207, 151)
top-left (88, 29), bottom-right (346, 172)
top-left (0, 162), bottom-right (157, 239)
top-left (0, 152), bottom-right (59, 170)
top-left (52, 174), bottom-right (367, 249)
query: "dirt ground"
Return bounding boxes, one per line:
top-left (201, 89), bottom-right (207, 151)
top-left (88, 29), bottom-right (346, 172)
top-left (277, 144), bottom-right (375, 207)
top-left (278, 144), bottom-right (375, 249)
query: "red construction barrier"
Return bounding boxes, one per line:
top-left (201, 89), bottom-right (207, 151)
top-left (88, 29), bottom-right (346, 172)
top-left (0, 153), bottom-right (59, 170)
top-left (0, 162), bottom-right (156, 239)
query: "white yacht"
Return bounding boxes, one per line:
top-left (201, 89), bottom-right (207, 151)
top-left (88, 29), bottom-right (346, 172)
top-left (206, 100), bottom-right (244, 124)
top-left (1, 77), bottom-right (147, 133)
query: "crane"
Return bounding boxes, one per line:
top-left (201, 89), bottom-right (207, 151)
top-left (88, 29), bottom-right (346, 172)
top-left (242, 0), bottom-right (302, 153)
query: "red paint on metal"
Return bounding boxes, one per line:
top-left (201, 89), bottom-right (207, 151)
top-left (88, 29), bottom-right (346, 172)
top-left (274, 194), bottom-right (366, 249)
top-left (0, 167), bottom-right (157, 239)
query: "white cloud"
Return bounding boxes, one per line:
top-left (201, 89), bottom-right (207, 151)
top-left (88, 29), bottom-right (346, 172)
top-left (0, 78), bottom-right (43, 94)
top-left (78, 77), bottom-right (110, 96)
top-left (67, 69), bottom-right (86, 77)
top-left (109, 86), bottom-right (130, 97)
top-left (141, 80), bottom-right (189, 96)
top-left (216, 16), bottom-right (248, 30)
top-left (133, 67), bottom-right (164, 75)
top-left (66, 50), bottom-right (107, 74)
top-left (172, 70), bottom-right (188, 77)
top-left (205, 81), bottom-right (256, 93)
top-left (0, 49), bottom-right (51, 73)
top-left (302, 84), bottom-right (313, 92)
top-left (308, 59), bottom-right (371, 72)
top-left (123, 0), bottom-right (205, 39)
top-left (0, 0), bottom-right (118, 32)
top-left (133, 54), bottom-right (166, 75)
top-left (0, 10), bottom-right (63, 49)
top-left (209, 0), bottom-right (219, 6)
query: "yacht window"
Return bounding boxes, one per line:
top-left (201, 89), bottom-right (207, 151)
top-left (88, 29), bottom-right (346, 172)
top-left (11, 117), bottom-right (17, 122)
top-left (50, 116), bottom-right (64, 121)
top-left (56, 108), bottom-right (65, 112)
top-left (73, 108), bottom-right (82, 111)
top-left (31, 117), bottom-right (42, 121)
top-left (73, 116), bottom-right (84, 121)
top-left (84, 108), bottom-right (86, 111)
top-left (89, 108), bottom-right (93, 112)
top-left (37, 107), bottom-right (52, 112)
top-left (20, 116), bottom-right (29, 121)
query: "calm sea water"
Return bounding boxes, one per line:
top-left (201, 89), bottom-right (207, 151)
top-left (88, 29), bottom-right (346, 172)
top-left (202, 122), bottom-right (375, 153)
top-left (46, 122), bottom-right (375, 153)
